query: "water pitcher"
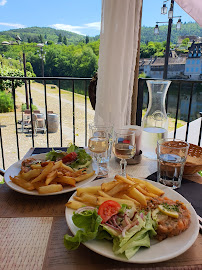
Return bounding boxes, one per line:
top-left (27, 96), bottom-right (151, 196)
top-left (142, 80), bottom-right (171, 159)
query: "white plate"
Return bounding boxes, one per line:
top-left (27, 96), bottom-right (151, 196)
top-left (65, 178), bottom-right (199, 264)
top-left (4, 153), bottom-right (99, 196)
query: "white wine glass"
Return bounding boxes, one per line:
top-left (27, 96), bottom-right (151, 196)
top-left (112, 129), bottom-right (136, 177)
top-left (88, 130), bottom-right (109, 176)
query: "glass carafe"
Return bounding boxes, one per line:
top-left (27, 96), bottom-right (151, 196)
top-left (142, 80), bottom-right (171, 159)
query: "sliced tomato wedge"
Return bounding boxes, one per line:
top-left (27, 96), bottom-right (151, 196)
top-left (62, 152), bottom-right (77, 163)
top-left (98, 200), bottom-right (121, 223)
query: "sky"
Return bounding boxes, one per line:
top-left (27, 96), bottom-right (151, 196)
top-left (0, 0), bottom-right (197, 37)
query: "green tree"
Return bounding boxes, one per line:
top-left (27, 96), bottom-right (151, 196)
top-left (182, 38), bottom-right (190, 46)
top-left (39, 34), bottom-right (44, 43)
top-left (63, 36), bottom-right (67, 45)
top-left (85, 36), bottom-right (89, 44)
top-left (58, 33), bottom-right (63, 43)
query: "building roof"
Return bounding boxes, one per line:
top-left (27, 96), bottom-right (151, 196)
top-left (151, 57), bottom-right (186, 66)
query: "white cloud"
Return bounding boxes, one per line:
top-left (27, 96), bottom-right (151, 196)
top-left (0, 0), bottom-right (7, 6)
top-left (50, 21), bottom-right (101, 35)
top-left (50, 24), bottom-right (84, 35)
top-left (0, 22), bottom-right (26, 28)
top-left (84, 22), bottom-right (100, 30)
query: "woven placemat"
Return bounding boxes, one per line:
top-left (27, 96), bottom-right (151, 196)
top-left (0, 217), bottom-right (52, 270)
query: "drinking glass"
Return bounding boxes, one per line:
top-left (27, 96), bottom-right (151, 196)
top-left (112, 129), bottom-right (136, 177)
top-left (89, 124), bottom-right (113, 163)
top-left (157, 138), bottom-right (189, 189)
top-left (88, 130), bottom-right (109, 176)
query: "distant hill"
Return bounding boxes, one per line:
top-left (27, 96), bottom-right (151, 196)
top-left (0, 27), bottom-right (87, 44)
top-left (0, 22), bottom-right (201, 46)
top-left (141, 22), bottom-right (202, 44)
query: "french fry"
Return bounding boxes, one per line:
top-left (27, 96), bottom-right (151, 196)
top-left (122, 194), bottom-right (141, 206)
top-left (21, 169), bottom-right (41, 181)
top-left (61, 162), bottom-right (74, 172)
top-left (97, 190), bottom-right (111, 198)
top-left (101, 181), bottom-right (118, 192)
top-left (97, 196), bottom-right (135, 208)
top-left (76, 186), bottom-right (101, 196)
top-left (127, 175), bottom-right (164, 196)
top-left (65, 200), bottom-right (86, 210)
top-left (114, 175), bottom-right (134, 186)
top-left (136, 185), bottom-right (158, 198)
top-left (73, 169), bottom-right (87, 177)
top-left (75, 171), bottom-right (95, 182)
top-left (10, 176), bottom-right (35, 191)
top-left (51, 160), bottom-right (62, 171)
top-left (56, 176), bottom-right (76, 186)
top-left (45, 170), bottom-right (58, 185)
top-left (106, 182), bottom-right (129, 196)
top-left (128, 187), bottom-right (147, 206)
top-left (31, 164), bottom-right (42, 169)
top-left (33, 181), bottom-right (46, 190)
top-left (38, 184), bottom-right (63, 194)
top-left (31, 162), bottom-right (54, 183)
top-left (74, 193), bottom-right (98, 205)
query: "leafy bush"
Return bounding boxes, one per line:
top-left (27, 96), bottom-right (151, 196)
top-left (0, 91), bottom-right (14, 112)
top-left (0, 66), bottom-right (34, 91)
top-left (21, 103), bottom-right (38, 112)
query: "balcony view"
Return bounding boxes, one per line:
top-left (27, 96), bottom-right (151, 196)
top-left (0, 1), bottom-right (202, 269)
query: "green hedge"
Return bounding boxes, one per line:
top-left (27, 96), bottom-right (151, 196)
top-left (0, 91), bottom-right (14, 112)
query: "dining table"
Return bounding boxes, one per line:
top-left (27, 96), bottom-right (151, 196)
top-left (1, 147), bottom-right (202, 270)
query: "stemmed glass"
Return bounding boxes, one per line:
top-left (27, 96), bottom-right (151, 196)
top-left (112, 129), bottom-right (136, 177)
top-left (88, 130), bottom-right (109, 176)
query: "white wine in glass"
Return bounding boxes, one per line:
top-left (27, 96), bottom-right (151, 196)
top-left (113, 129), bottom-right (136, 176)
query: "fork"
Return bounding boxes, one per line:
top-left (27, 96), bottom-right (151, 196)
top-left (198, 215), bottom-right (202, 233)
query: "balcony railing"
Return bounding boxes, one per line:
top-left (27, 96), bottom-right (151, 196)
top-left (0, 76), bottom-right (91, 170)
top-left (0, 76), bottom-right (201, 170)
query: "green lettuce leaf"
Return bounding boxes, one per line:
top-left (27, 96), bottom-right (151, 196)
top-left (70, 149), bottom-right (92, 169)
top-left (45, 149), bottom-right (66, 161)
top-left (64, 210), bottom-right (102, 251)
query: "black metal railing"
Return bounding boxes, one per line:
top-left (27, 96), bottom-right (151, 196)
top-left (0, 76), bottom-right (91, 169)
top-left (0, 76), bottom-right (201, 170)
top-left (136, 78), bottom-right (202, 146)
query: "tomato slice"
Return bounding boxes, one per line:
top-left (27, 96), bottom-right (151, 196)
top-left (98, 200), bottom-right (121, 223)
top-left (62, 152), bottom-right (77, 163)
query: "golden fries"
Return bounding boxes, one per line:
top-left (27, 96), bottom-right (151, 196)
top-left (38, 184), bottom-right (63, 194)
top-left (66, 175), bottom-right (165, 210)
top-left (74, 171), bottom-right (95, 182)
top-left (10, 176), bottom-right (35, 191)
top-left (10, 158), bottom-right (95, 195)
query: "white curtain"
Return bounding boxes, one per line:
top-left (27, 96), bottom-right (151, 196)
top-left (94, 0), bottom-right (142, 128)
top-left (175, 0), bottom-right (202, 27)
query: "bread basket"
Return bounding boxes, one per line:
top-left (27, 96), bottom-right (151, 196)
top-left (183, 143), bottom-right (202, 175)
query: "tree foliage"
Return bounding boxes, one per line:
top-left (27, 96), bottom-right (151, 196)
top-left (0, 66), bottom-right (33, 91)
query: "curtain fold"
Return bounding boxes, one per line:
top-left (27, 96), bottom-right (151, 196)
top-left (94, 0), bottom-right (142, 128)
top-left (175, 0), bottom-right (202, 27)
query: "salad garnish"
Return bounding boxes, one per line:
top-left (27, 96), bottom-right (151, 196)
top-left (64, 200), bottom-right (157, 259)
top-left (46, 144), bottom-right (92, 170)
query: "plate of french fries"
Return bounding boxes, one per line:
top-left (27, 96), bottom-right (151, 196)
top-left (65, 174), bottom-right (199, 263)
top-left (4, 153), bottom-right (99, 196)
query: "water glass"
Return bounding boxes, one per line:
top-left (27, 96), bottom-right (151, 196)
top-left (89, 124), bottom-right (113, 163)
top-left (157, 139), bottom-right (189, 189)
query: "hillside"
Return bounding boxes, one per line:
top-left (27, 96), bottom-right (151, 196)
top-left (141, 22), bottom-right (202, 44)
top-left (0, 22), bottom-right (201, 45)
top-left (0, 27), bottom-right (86, 45)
